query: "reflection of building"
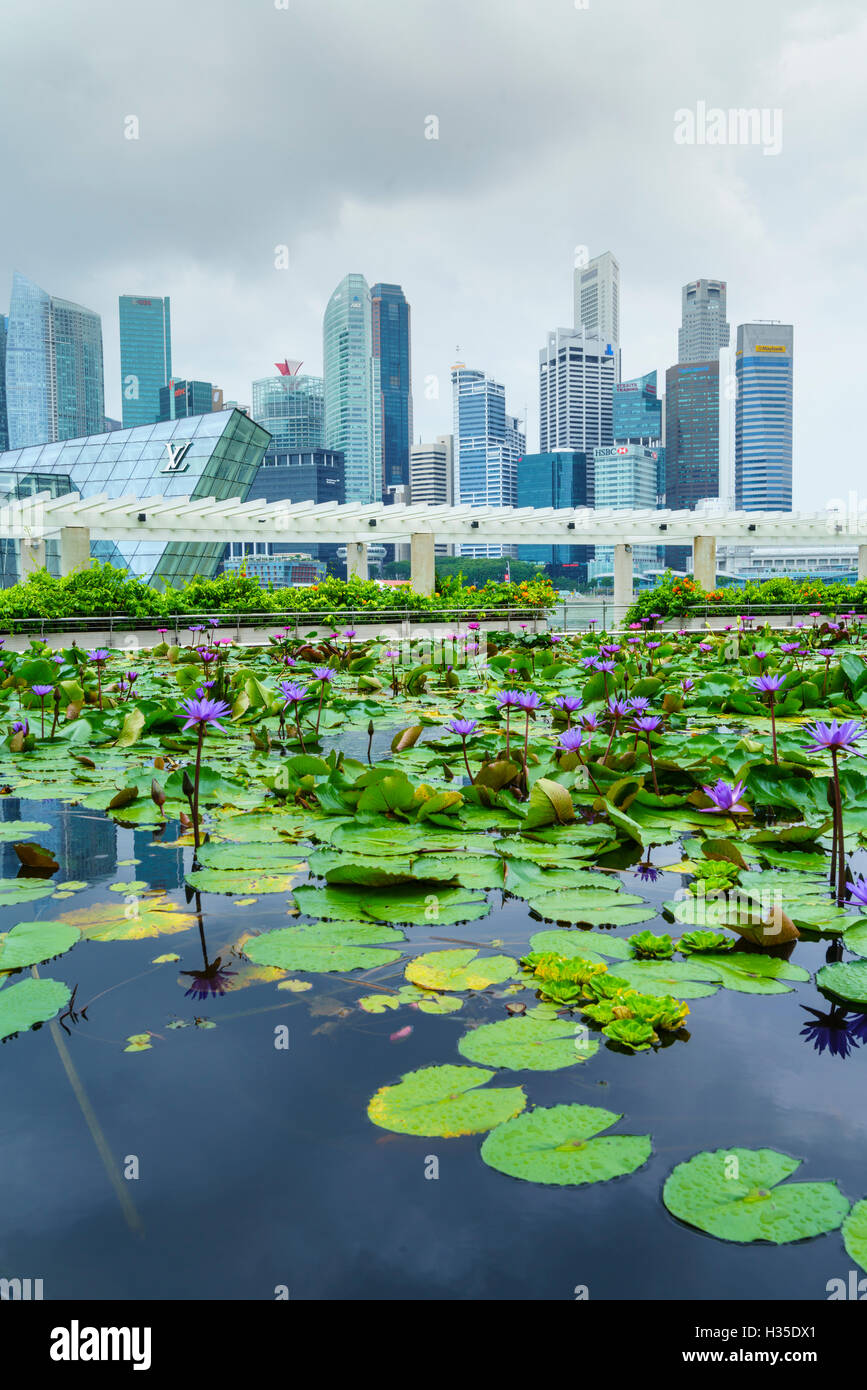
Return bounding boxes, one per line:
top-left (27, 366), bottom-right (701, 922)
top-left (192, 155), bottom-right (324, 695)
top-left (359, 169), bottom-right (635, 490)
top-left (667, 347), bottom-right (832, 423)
top-left (574, 252), bottom-right (620, 379)
top-left (517, 450), bottom-right (592, 572)
top-left (119, 296), bottom-right (172, 428)
top-left (0, 409), bottom-right (271, 585)
top-left (56, 804), bottom-right (117, 882)
top-left (591, 444), bottom-right (661, 579)
top-left (251, 369), bottom-right (324, 450)
top-left (6, 273), bottom-right (105, 448)
top-left (132, 835), bottom-right (184, 895)
top-left (735, 323), bottom-right (793, 511)
top-left (539, 328), bottom-right (615, 453)
top-left (371, 283), bottom-right (412, 499)
top-left (678, 279), bottom-right (730, 363)
top-left (223, 553), bottom-right (326, 586)
top-left (158, 379), bottom-right (215, 421)
top-left (324, 274), bottom-right (380, 504)
top-left (452, 365), bottom-right (524, 558)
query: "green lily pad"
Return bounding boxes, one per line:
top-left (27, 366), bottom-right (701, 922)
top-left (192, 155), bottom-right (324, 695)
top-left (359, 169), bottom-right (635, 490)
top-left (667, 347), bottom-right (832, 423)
top-left (0, 920), bottom-right (80, 970)
top-left (0, 878), bottom-right (57, 908)
top-left (367, 1063), bottom-right (526, 1136)
top-left (816, 960), bottom-right (867, 1005)
top-left (0, 977), bottom-right (71, 1040)
top-left (185, 868), bottom-right (303, 895)
top-left (525, 889), bottom-right (655, 927)
top-left (292, 883), bottom-right (490, 927)
top-left (663, 1147), bottom-right (850, 1244)
top-left (195, 841), bottom-right (306, 872)
top-left (697, 952), bottom-right (810, 994)
top-left (480, 1104), bottom-right (651, 1185)
top-left (842, 918), bottom-right (867, 957)
top-left (244, 920), bottom-right (405, 973)
top-left (457, 1015), bottom-right (598, 1070)
top-left (405, 949), bottom-right (518, 992)
top-left (842, 1200), bottom-right (867, 1274)
top-left (528, 929), bottom-right (631, 963)
top-left (0, 820), bottom-right (52, 842)
top-left (613, 959), bottom-right (722, 999)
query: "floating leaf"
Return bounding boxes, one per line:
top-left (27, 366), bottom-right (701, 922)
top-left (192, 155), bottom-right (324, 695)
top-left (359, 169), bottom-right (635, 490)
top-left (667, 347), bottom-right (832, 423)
top-left (663, 1148), bottom-right (849, 1244)
top-left (0, 821), bottom-right (52, 842)
top-left (367, 1064), bottom-right (526, 1137)
top-left (0, 920), bottom-right (80, 970)
top-left (12, 842), bottom-right (59, 871)
top-left (842, 1200), bottom-right (867, 1275)
top-left (457, 1015), bottom-right (598, 1070)
top-left (124, 1033), bottom-right (153, 1052)
top-left (526, 889), bottom-right (655, 927)
top-left (405, 949), bottom-right (518, 992)
top-left (244, 920), bottom-right (405, 973)
top-left (59, 896), bottom-right (196, 941)
top-left (613, 959), bottom-right (722, 999)
top-left (0, 977), bottom-right (71, 1040)
top-left (842, 918), bottom-right (867, 957)
top-left (293, 883), bottom-right (489, 927)
top-left (186, 868), bottom-right (302, 895)
top-left (480, 1104), bottom-right (651, 1185)
top-left (528, 929), bottom-right (631, 964)
top-left (697, 952), bottom-right (810, 994)
top-left (816, 960), bottom-right (867, 1005)
top-left (0, 878), bottom-right (57, 908)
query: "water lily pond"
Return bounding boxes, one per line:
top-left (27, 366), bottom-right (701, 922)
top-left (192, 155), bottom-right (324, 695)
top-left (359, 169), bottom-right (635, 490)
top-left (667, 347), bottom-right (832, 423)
top-left (3, 618), bottom-right (867, 1299)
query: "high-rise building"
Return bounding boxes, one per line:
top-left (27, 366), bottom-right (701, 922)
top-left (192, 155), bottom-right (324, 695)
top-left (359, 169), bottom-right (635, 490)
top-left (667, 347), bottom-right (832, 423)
top-left (574, 252), bottom-right (620, 378)
top-left (516, 450), bottom-right (592, 570)
top-left (718, 344), bottom-right (737, 509)
top-left (452, 365), bottom-right (524, 557)
top-left (678, 279), bottom-right (730, 363)
top-left (613, 370), bottom-right (662, 443)
top-left (591, 443), bottom-right (662, 579)
top-left (410, 435), bottom-right (453, 505)
top-left (222, 446), bottom-right (345, 574)
top-left (5, 273), bottom-right (105, 448)
top-left (118, 296), bottom-right (172, 428)
top-left (323, 274), bottom-right (380, 504)
top-left (251, 366), bottom-right (324, 451)
top-left (735, 323), bottom-right (793, 511)
top-left (664, 360), bottom-right (721, 511)
top-left (158, 379), bottom-right (215, 421)
top-left (539, 328), bottom-right (616, 454)
top-left (0, 315), bottom-right (7, 452)
top-left (371, 283), bottom-right (412, 501)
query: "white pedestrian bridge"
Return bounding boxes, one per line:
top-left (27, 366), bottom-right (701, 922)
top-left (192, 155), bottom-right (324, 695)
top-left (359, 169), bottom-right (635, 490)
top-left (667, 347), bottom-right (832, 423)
top-left (4, 492), bottom-right (866, 607)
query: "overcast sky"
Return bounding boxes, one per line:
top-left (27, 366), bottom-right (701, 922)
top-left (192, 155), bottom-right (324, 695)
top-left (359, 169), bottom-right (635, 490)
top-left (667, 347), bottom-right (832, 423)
top-left (1, 0), bottom-right (864, 508)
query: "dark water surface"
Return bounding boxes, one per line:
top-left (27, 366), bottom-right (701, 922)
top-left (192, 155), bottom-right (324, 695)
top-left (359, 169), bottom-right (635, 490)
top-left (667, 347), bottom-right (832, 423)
top-left (1, 798), bottom-right (865, 1302)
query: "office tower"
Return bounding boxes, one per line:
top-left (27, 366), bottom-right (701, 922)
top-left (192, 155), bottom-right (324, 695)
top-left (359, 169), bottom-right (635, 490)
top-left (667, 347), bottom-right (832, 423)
top-left (248, 448), bottom-right (345, 506)
top-left (539, 328), bottom-right (616, 454)
top-left (592, 443), bottom-right (662, 578)
top-left (718, 344), bottom-right (737, 509)
top-left (0, 408), bottom-right (270, 586)
top-left (119, 296), bottom-right (172, 428)
top-left (613, 370), bottom-right (662, 443)
top-left (410, 435), bottom-right (453, 505)
top-left (323, 273), bottom-right (380, 504)
top-left (158, 379), bottom-right (215, 420)
top-left (664, 361), bottom-right (721, 510)
top-left (735, 323), bottom-right (793, 511)
top-left (0, 314), bottom-right (7, 451)
top-left (5, 272), bottom-right (105, 448)
top-left (678, 279), bottom-right (730, 363)
top-left (516, 450), bottom-right (593, 572)
top-left (574, 252), bottom-right (620, 378)
top-left (371, 283), bottom-right (413, 500)
top-left (451, 365), bottom-right (524, 557)
top-left (252, 365), bottom-right (324, 451)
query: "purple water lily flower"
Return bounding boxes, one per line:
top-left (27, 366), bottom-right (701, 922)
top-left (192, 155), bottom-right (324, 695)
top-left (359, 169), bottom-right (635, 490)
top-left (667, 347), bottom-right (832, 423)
top-left (632, 715), bottom-right (663, 734)
top-left (804, 719), bottom-right (866, 753)
top-left (779, 642), bottom-right (802, 654)
top-left (11, 719), bottom-right (29, 736)
top-left (580, 712), bottom-right (600, 731)
top-left (279, 681), bottom-right (309, 705)
top-left (594, 660), bottom-right (617, 673)
top-left (636, 862), bottom-right (661, 883)
top-left (516, 690), bottom-right (542, 710)
top-left (496, 689), bottom-right (522, 707)
top-left (847, 878), bottom-right (867, 909)
top-left (553, 694), bottom-right (583, 712)
top-left (31, 684), bottom-right (54, 697)
top-left (446, 718), bottom-right (478, 737)
top-left (698, 642), bottom-right (713, 653)
top-left (749, 673), bottom-right (787, 693)
top-left (557, 727), bottom-right (584, 753)
top-left (179, 696), bottom-right (231, 732)
top-left (87, 649), bottom-right (109, 664)
top-left (681, 678), bottom-right (695, 692)
top-left (698, 779), bottom-right (750, 814)
top-left (312, 666), bottom-right (336, 683)
top-left (628, 696), bottom-right (651, 713)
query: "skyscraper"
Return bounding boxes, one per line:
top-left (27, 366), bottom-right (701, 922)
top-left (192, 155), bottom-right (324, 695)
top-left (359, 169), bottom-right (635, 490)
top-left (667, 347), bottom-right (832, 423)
top-left (678, 279), bottom-right (730, 363)
top-left (574, 252), bottom-right (620, 378)
top-left (0, 315), bottom-right (8, 452)
top-left (592, 443), bottom-right (662, 578)
top-left (158, 379), bottom-right (215, 420)
top-left (323, 274), bottom-right (380, 504)
top-left (5, 273), bottom-right (105, 448)
top-left (735, 323), bottom-right (793, 511)
top-left (539, 328), bottom-right (616, 454)
top-left (119, 296), bottom-right (172, 428)
top-left (371, 283), bottom-right (412, 501)
top-left (664, 360), bottom-right (721, 511)
top-left (516, 450), bottom-right (592, 571)
top-left (410, 435), bottom-right (453, 505)
top-left (613, 370), bottom-right (662, 443)
top-left (452, 365), bottom-right (525, 557)
top-left (252, 366), bottom-right (324, 452)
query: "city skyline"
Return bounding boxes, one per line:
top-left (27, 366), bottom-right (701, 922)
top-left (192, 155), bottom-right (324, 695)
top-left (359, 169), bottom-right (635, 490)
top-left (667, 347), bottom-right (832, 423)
top-left (1, 0), bottom-right (860, 509)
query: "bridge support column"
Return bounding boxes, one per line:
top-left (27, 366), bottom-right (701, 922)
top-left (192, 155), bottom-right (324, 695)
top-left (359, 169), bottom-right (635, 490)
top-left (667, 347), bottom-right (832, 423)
top-left (346, 542), bottom-right (368, 582)
top-left (613, 543), bottom-right (633, 617)
top-left (20, 538), bottom-right (46, 579)
top-left (693, 535), bottom-right (717, 592)
top-left (410, 532), bottom-right (435, 596)
top-left (859, 545), bottom-right (867, 582)
top-left (60, 526), bottom-right (91, 576)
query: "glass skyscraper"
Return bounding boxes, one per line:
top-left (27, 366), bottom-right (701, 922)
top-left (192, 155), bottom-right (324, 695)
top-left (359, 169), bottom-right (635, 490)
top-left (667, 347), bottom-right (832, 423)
top-left (158, 379), bottom-right (216, 420)
top-left (0, 408), bottom-right (270, 586)
top-left (119, 296), bottom-right (172, 428)
top-left (735, 323), bottom-right (793, 511)
top-left (613, 370), bottom-right (662, 443)
top-left (452, 365), bottom-right (525, 557)
top-left (5, 273), bottom-right (105, 449)
top-left (370, 283), bottom-right (412, 499)
top-left (516, 450), bottom-right (592, 569)
top-left (591, 444), bottom-right (662, 579)
top-left (664, 360), bottom-right (720, 510)
top-left (539, 328), bottom-right (615, 453)
top-left (323, 274), bottom-right (380, 504)
top-left (252, 371), bottom-right (324, 451)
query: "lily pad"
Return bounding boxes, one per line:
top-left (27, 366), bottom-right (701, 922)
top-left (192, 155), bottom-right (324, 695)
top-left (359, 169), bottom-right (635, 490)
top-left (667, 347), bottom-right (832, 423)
top-left (613, 959), bottom-right (722, 999)
top-left (195, 841), bottom-right (306, 872)
top-left (0, 920), bottom-right (80, 970)
top-left (185, 868), bottom-right (302, 895)
top-left (663, 1147), bottom-right (850, 1244)
top-left (480, 1104), bottom-right (651, 1186)
top-left (244, 920), bottom-right (405, 973)
top-left (816, 960), bottom-right (867, 1005)
top-left (292, 883), bottom-right (490, 927)
top-left (525, 889), bottom-right (655, 927)
top-left (0, 977), bottom-right (71, 1040)
top-left (59, 896), bottom-right (197, 942)
top-left (457, 1015), bottom-right (598, 1070)
top-left (405, 949), bottom-right (518, 992)
top-left (0, 878), bottom-right (57, 908)
top-left (842, 1200), bottom-right (867, 1275)
top-left (0, 820), bottom-right (53, 842)
top-left (527, 929), bottom-right (631, 964)
top-left (367, 1063), bottom-right (526, 1137)
top-left (697, 952), bottom-right (810, 994)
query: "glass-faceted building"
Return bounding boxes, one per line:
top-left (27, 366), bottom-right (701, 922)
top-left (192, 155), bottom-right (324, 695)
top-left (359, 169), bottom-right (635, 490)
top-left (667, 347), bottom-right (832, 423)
top-left (0, 469), bottom-right (74, 587)
top-left (5, 273), bottom-right (105, 448)
top-left (452, 365), bottom-right (525, 557)
top-left (0, 314), bottom-right (7, 451)
top-left (735, 323), bottom-right (793, 511)
top-left (591, 443), bottom-right (662, 579)
top-left (370, 283), bottom-right (412, 499)
top-left (159, 379), bottom-right (216, 421)
top-left (0, 408), bottom-right (270, 587)
top-left (516, 450), bottom-right (592, 570)
top-left (119, 296), bottom-right (172, 428)
top-left (613, 370), bottom-right (662, 443)
top-left (323, 274), bottom-right (380, 504)
top-left (251, 372), bottom-right (324, 451)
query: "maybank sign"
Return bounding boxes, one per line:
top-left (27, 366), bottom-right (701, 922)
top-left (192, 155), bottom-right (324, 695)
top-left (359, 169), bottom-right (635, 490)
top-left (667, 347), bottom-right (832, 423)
top-left (755, 344), bottom-right (787, 353)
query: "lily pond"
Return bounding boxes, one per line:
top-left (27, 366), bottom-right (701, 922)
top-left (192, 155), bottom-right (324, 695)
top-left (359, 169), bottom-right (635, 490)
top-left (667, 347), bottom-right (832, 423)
top-left (3, 617), bottom-right (867, 1301)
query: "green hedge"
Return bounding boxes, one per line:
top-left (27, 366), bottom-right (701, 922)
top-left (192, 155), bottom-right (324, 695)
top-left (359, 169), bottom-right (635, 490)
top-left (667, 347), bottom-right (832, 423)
top-left (626, 572), bottom-right (867, 623)
top-left (0, 562), bottom-right (555, 626)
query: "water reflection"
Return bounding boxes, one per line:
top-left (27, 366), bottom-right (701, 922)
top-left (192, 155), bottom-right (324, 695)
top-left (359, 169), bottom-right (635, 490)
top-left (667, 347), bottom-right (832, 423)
top-left (179, 889), bottom-right (237, 1000)
top-left (800, 1003), bottom-right (867, 1058)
